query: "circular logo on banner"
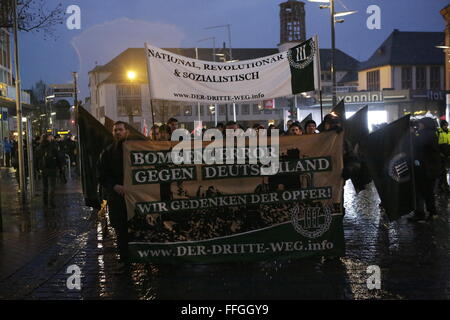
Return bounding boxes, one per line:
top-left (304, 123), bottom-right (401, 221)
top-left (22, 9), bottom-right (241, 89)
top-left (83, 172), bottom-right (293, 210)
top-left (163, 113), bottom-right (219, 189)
top-left (388, 153), bottom-right (411, 183)
top-left (287, 40), bottom-right (316, 70)
top-left (290, 204), bottom-right (332, 239)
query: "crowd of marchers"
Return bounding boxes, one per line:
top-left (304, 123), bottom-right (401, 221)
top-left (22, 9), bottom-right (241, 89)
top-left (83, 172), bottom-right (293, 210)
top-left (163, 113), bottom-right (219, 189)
top-left (2, 133), bottom-right (78, 207)
top-left (97, 112), bottom-right (448, 269)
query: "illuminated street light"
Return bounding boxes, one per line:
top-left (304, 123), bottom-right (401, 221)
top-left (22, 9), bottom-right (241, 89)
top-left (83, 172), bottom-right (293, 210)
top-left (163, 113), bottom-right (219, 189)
top-left (127, 70), bottom-right (137, 80)
top-left (205, 24), bottom-right (232, 60)
top-left (334, 10), bottom-right (357, 17)
top-left (309, 0), bottom-right (357, 107)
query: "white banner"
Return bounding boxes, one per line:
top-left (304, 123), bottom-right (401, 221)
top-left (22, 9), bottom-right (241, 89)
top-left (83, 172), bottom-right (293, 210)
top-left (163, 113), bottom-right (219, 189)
top-left (145, 37), bottom-right (319, 103)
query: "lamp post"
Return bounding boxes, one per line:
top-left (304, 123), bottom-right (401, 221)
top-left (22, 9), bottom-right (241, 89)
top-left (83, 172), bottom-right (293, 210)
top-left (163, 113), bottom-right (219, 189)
top-left (197, 37), bottom-right (216, 62)
top-left (126, 70), bottom-right (136, 126)
top-left (205, 24), bottom-right (232, 60)
top-left (309, 0), bottom-right (356, 107)
top-left (12, 0), bottom-right (26, 201)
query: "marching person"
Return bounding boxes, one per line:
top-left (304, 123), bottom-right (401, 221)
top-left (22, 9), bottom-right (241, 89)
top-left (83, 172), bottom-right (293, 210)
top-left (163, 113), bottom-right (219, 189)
top-left (304, 120), bottom-right (318, 134)
top-left (3, 137), bottom-right (12, 167)
top-left (288, 123), bottom-right (303, 136)
top-left (98, 121), bottom-right (130, 268)
top-left (409, 117), bottom-right (441, 222)
top-left (36, 134), bottom-right (61, 208)
top-left (167, 117), bottom-right (178, 136)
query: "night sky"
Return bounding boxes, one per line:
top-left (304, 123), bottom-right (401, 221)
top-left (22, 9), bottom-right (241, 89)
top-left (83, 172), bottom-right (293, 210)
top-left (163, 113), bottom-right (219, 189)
top-left (16, 0), bottom-right (447, 99)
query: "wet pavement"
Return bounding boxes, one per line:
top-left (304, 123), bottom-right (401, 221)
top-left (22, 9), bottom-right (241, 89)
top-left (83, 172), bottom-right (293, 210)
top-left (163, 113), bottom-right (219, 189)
top-left (0, 166), bottom-right (448, 300)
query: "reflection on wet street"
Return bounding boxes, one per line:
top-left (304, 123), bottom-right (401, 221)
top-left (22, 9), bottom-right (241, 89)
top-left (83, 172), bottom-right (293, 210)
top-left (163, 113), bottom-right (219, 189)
top-left (0, 167), bottom-right (448, 299)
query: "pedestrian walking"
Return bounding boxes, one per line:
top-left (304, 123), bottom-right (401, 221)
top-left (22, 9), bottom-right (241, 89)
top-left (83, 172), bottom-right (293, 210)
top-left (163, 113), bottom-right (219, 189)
top-left (36, 134), bottom-right (61, 208)
top-left (98, 121), bottom-right (130, 269)
top-left (55, 135), bottom-right (67, 184)
top-left (3, 137), bottom-right (12, 167)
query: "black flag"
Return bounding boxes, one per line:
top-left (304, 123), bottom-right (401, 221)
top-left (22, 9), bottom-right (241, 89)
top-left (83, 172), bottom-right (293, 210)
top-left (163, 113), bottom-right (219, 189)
top-left (345, 105), bottom-right (369, 146)
top-left (77, 106), bottom-right (113, 209)
top-left (345, 105), bottom-right (372, 193)
top-left (366, 115), bottom-right (415, 221)
top-left (318, 99), bottom-right (346, 132)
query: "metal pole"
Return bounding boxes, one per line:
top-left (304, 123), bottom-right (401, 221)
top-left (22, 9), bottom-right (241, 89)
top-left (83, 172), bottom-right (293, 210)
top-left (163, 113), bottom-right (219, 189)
top-left (195, 48), bottom-right (201, 123)
top-left (26, 118), bottom-right (34, 198)
top-left (330, 0), bottom-right (337, 108)
top-left (295, 95), bottom-right (300, 121)
top-left (320, 90), bottom-right (324, 121)
top-left (233, 103), bottom-right (236, 122)
top-left (72, 72), bottom-right (82, 177)
top-left (144, 43), bottom-right (156, 130)
top-left (214, 103), bottom-right (218, 126)
top-left (213, 37), bottom-right (216, 62)
top-left (227, 24), bottom-right (232, 61)
top-left (13, 0), bottom-right (26, 202)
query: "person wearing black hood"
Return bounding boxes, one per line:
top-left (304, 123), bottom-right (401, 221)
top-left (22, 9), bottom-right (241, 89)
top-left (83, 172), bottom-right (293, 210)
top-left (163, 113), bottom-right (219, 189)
top-left (98, 121), bottom-right (130, 269)
top-left (408, 117), bottom-right (441, 222)
top-left (36, 134), bottom-right (61, 208)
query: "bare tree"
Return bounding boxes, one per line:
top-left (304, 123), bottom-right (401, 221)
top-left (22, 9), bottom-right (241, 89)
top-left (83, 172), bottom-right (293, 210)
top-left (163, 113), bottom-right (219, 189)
top-left (0, 0), bottom-right (64, 38)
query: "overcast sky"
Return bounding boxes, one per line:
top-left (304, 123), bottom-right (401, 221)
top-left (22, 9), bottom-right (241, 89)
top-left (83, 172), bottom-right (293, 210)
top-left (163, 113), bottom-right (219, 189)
top-left (17, 0), bottom-right (447, 99)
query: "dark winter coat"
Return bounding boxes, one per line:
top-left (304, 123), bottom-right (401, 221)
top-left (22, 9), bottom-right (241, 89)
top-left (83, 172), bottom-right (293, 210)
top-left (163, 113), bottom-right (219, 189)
top-left (414, 118), bottom-right (441, 179)
top-left (36, 141), bottom-right (61, 174)
top-left (97, 140), bottom-right (124, 196)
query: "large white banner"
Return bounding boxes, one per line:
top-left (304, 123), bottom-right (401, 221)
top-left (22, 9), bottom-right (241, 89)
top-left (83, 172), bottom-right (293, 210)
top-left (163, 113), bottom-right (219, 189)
top-left (145, 37), bottom-right (320, 103)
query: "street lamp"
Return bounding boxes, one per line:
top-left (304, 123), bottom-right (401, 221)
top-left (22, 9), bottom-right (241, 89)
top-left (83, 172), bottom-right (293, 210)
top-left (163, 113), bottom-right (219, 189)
top-left (197, 37), bottom-right (216, 61)
top-left (127, 70), bottom-right (137, 80)
top-left (308, 0), bottom-right (356, 107)
top-left (205, 24), bottom-right (232, 60)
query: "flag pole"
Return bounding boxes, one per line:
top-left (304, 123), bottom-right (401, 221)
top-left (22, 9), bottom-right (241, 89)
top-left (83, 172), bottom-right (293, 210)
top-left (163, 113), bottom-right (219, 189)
top-left (314, 35), bottom-right (324, 122)
top-left (12, 0), bottom-right (26, 203)
top-left (144, 43), bottom-right (156, 137)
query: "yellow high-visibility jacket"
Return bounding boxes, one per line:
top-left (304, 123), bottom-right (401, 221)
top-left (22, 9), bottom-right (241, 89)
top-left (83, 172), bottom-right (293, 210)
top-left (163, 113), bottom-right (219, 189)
top-left (437, 128), bottom-right (450, 145)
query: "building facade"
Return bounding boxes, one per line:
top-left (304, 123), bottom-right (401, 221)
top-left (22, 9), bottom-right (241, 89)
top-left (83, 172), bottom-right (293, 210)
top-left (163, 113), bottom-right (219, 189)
top-left (356, 30), bottom-right (445, 121)
top-left (45, 84), bottom-right (76, 135)
top-left (0, 27), bottom-right (31, 149)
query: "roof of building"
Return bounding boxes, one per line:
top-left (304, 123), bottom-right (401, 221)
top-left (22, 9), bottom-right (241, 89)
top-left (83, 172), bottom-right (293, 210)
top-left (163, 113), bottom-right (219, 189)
top-left (359, 30), bottom-right (444, 70)
top-left (339, 71), bottom-right (358, 84)
top-left (89, 46), bottom-right (361, 84)
top-left (319, 48), bottom-right (360, 72)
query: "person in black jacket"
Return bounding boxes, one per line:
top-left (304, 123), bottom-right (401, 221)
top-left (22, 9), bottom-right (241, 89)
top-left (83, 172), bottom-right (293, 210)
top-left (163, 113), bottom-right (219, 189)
top-left (408, 117), bottom-right (441, 222)
top-left (36, 134), bottom-right (61, 208)
top-left (98, 121), bottom-right (129, 267)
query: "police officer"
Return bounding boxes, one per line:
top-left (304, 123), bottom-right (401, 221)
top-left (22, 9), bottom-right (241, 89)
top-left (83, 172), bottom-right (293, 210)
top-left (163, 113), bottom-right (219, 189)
top-left (437, 120), bottom-right (450, 193)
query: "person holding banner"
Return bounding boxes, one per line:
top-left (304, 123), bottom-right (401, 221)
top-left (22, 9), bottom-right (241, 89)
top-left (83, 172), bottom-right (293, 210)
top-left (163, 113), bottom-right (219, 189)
top-left (304, 120), bottom-right (318, 135)
top-left (167, 117), bottom-right (179, 135)
top-left (98, 121), bottom-right (130, 268)
top-left (288, 123), bottom-right (303, 136)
